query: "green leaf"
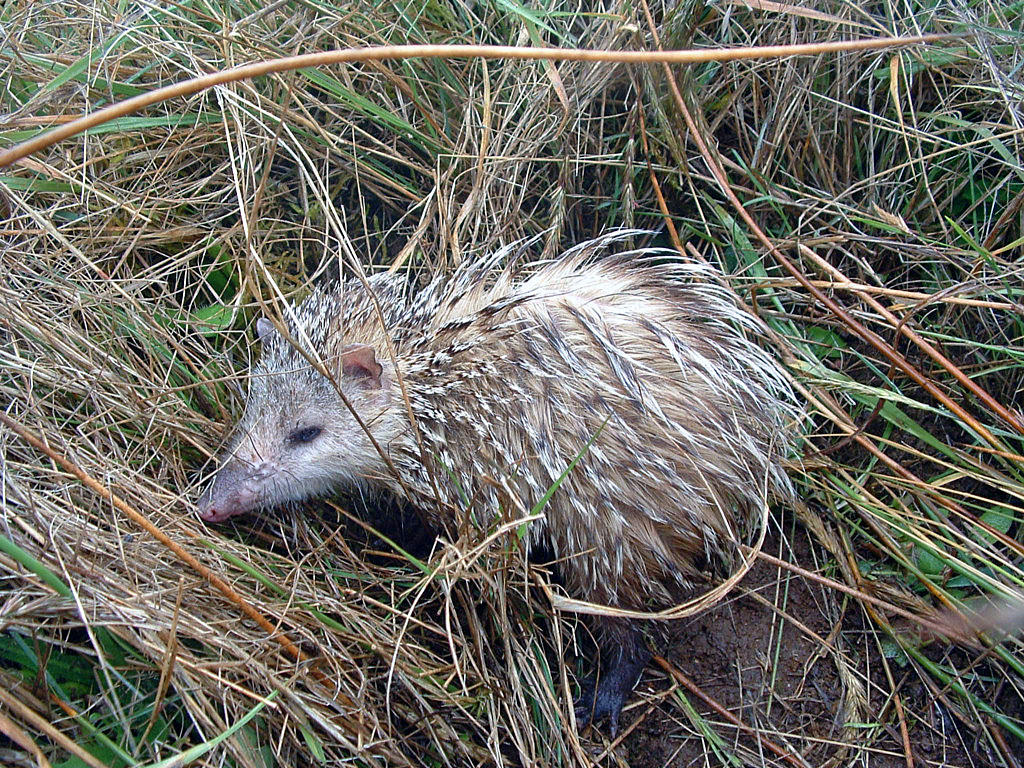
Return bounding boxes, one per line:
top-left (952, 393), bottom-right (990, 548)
top-left (33, 30), bottom-right (139, 98)
top-left (879, 637), bottom-right (909, 667)
top-left (494, 0), bottom-right (567, 42)
top-left (803, 325), bottom-right (847, 360)
top-left (300, 723), bottom-right (327, 763)
top-left (915, 546), bottom-right (945, 576)
top-left (0, 175), bottom-right (77, 194)
top-left (139, 692), bottom-right (277, 768)
top-left (972, 507), bottom-right (1014, 546)
top-left (530, 416), bottom-right (608, 517)
top-left (192, 304), bottom-right (235, 335)
top-left (0, 533), bottom-right (72, 597)
top-left (0, 114), bottom-right (223, 146)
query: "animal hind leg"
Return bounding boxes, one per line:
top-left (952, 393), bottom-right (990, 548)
top-left (574, 616), bottom-right (651, 735)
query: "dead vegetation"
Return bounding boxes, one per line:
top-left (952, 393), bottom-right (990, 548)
top-left (0, 1), bottom-right (1022, 766)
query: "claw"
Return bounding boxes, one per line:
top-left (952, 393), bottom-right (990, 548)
top-left (574, 647), bottom-right (650, 735)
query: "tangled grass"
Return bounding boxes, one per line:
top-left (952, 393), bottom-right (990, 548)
top-left (1, 1), bottom-right (1021, 766)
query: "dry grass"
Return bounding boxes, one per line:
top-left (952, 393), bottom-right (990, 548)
top-left (1, 1), bottom-right (1022, 766)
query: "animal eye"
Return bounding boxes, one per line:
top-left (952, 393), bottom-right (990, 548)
top-left (287, 426), bottom-right (323, 445)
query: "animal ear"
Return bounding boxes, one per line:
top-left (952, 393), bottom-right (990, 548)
top-left (256, 317), bottom-right (276, 342)
top-left (340, 344), bottom-right (383, 389)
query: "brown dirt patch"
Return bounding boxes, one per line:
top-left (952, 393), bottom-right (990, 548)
top-left (586, 526), bottom-right (981, 768)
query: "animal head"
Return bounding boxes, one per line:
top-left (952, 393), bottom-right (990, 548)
top-left (198, 292), bottom-right (402, 522)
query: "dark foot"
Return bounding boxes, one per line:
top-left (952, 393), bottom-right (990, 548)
top-left (574, 647), bottom-right (651, 735)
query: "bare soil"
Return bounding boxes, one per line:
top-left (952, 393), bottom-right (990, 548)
top-left (592, 527), bottom-right (982, 768)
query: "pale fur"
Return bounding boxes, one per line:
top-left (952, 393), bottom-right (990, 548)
top-left (207, 231), bottom-right (798, 609)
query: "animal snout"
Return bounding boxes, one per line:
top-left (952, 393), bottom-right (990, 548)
top-left (198, 462), bottom-right (267, 522)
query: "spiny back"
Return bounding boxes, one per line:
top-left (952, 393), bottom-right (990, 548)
top-left (350, 236), bottom-right (792, 604)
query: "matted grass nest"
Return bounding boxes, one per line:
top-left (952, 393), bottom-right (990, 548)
top-left (1, 1), bottom-right (1022, 766)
